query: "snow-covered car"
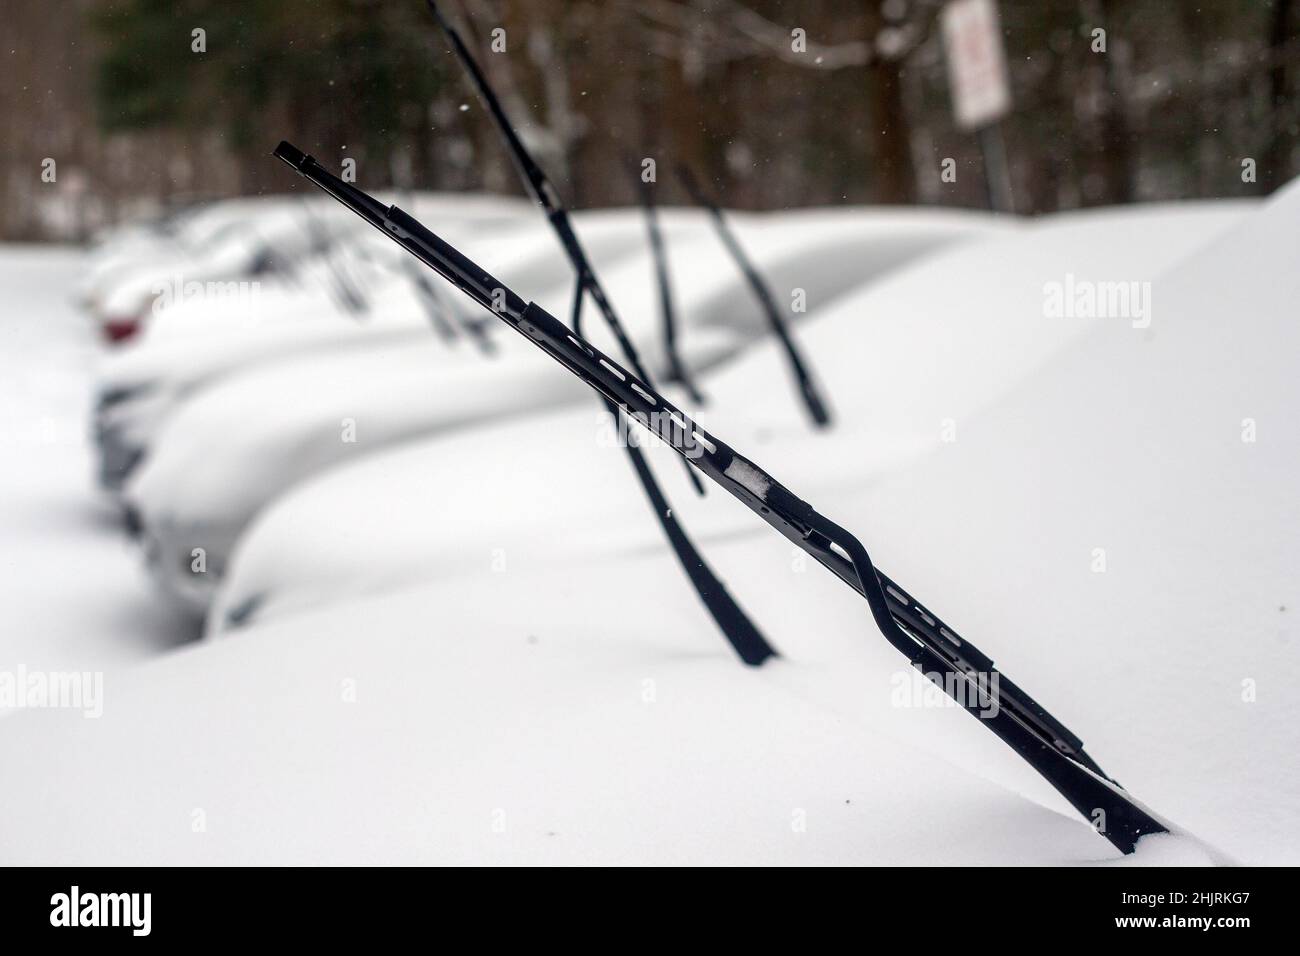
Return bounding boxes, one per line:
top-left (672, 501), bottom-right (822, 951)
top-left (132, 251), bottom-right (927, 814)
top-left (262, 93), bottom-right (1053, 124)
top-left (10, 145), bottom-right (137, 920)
top-left (91, 206), bottom-right (678, 497)
top-left (85, 197), bottom-right (329, 341)
top-left (209, 200), bottom-right (1251, 634)
top-left (85, 191), bottom-right (530, 343)
top-left (127, 207), bottom-right (995, 617)
top-left (77, 200), bottom-right (261, 311)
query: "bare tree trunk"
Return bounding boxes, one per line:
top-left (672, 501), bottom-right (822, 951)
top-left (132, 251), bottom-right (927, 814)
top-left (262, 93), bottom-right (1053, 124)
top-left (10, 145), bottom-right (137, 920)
top-left (1265, 0), bottom-right (1296, 192)
top-left (1086, 0), bottom-right (1135, 204)
top-left (863, 1), bottom-right (915, 204)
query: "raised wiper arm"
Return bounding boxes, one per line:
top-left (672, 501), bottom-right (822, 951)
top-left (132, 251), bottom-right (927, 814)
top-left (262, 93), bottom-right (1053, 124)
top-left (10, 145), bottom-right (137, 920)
top-left (677, 165), bottom-right (832, 428)
top-left (425, 0), bottom-right (704, 500)
top-left (275, 141), bottom-right (1168, 854)
top-left (279, 145), bottom-right (1175, 858)
top-left (632, 158), bottom-right (705, 405)
top-left (427, 2), bottom-right (614, 338)
top-left (275, 141), bottom-right (775, 667)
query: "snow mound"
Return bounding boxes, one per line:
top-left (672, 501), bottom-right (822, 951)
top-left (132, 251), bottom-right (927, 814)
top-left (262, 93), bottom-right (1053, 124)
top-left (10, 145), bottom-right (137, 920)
top-left (0, 559), bottom-right (1121, 865)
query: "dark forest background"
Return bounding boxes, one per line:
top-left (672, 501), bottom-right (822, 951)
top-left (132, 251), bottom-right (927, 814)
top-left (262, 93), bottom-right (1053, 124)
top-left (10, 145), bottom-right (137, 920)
top-left (1, 0), bottom-right (1297, 239)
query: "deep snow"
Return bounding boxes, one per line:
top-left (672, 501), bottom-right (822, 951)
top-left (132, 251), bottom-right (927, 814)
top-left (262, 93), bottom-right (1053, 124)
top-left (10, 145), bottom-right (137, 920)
top-left (0, 190), bottom-right (1294, 865)
top-left (214, 201), bottom-right (1251, 630)
top-left (123, 206), bottom-right (990, 617)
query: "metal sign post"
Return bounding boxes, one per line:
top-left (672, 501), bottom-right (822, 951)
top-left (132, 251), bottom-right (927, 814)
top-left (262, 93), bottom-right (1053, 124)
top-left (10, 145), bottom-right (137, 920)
top-left (941, 0), bottom-right (1015, 212)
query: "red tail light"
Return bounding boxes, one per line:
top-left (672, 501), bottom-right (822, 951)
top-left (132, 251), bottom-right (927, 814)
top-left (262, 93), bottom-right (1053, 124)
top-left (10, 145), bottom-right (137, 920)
top-left (103, 317), bottom-right (141, 343)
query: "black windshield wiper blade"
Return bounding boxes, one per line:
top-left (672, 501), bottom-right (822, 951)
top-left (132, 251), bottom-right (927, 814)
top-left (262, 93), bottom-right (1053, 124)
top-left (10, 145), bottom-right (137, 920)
top-left (425, 0), bottom-right (704, 497)
top-left (269, 146), bottom-right (774, 668)
top-left (273, 143), bottom-right (1169, 855)
top-left (631, 157), bottom-right (705, 405)
top-left (357, 229), bottom-right (499, 354)
top-left (425, 1), bottom-right (616, 340)
top-left (393, 189), bottom-right (497, 353)
top-left (422, 3), bottom-right (789, 665)
top-left (677, 165), bottom-right (832, 428)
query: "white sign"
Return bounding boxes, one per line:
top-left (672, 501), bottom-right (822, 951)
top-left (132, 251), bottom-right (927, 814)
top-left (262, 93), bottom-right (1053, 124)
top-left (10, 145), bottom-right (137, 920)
top-left (941, 0), bottom-right (1011, 130)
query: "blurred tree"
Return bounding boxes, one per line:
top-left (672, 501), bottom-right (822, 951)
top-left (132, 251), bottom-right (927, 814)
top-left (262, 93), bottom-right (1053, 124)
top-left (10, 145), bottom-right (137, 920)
top-left (1, 0), bottom-right (1295, 239)
top-left (92, 0), bottom-right (447, 191)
